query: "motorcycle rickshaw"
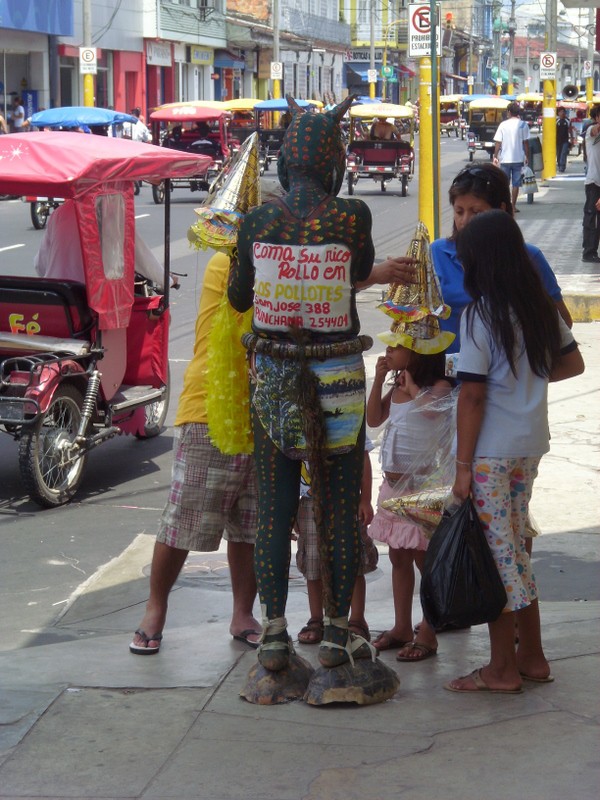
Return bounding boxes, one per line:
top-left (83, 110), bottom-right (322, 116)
top-left (517, 92), bottom-right (543, 130)
top-left (149, 102), bottom-right (232, 203)
top-left (25, 106), bottom-right (139, 229)
top-left (223, 98), bottom-right (258, 145)
top-left (345, 102), bottom-right (415, 196)
top-left (0, 131), bottom-right (210, 507)
top-left (466, 96), bottom-right (510, 161)
top-left (253, 98), bottom-right (317, 170)
top-left (440, 95), bottom-right (465, 138)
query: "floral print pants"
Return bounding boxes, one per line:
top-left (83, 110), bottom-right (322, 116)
top-left (471, 456), bottom-right (541, 612)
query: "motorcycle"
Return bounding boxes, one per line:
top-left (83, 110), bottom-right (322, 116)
top-left (0, 131), bottom-right (210, 507)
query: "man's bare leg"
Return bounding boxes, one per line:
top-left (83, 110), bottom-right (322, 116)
top-left (227, 541), bottom-right (261, 644)
top-left (131, 541), bottom-right (188, 650)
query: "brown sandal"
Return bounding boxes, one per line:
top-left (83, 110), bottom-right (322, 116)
top-left (297, 617), bottom-right (324, 644)
top-left (348, 619), bottom-right (371, 641)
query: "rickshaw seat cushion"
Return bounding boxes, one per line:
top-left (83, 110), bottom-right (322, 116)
top-left (351, 140), bottom-right (411, 164)
top-left (0, 277), bottom-right (94, 341)
top-left (122, 294), bottom-right (169, 389)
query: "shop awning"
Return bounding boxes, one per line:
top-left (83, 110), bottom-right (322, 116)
top-left (397, 65), bottom-right (416, 78)
top-left (443, 72), bottom-right (468, 83)
top-left (214, 50), bottom-right (245, 69)
top-left (347, 65), bottom-right (370, 82)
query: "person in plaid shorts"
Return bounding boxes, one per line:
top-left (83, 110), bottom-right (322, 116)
top-left (130, 251), bottom-right (260, 654)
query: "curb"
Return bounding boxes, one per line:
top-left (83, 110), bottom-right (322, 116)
top-left (563, 293), bottom-right (600, 323)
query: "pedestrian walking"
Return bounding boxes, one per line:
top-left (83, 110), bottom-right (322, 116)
top-left (493, 102), bottom-right (529, 212)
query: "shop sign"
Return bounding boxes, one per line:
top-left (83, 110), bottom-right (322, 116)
top-left (191, 46), bottom-right (213, 66)
top-left (147, 41), bottom-right (172, 67)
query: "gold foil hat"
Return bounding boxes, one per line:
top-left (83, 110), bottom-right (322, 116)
top-left (188, 132), bottom-right (261, 253)
top-left (378, 222), bottom-right (455, 354)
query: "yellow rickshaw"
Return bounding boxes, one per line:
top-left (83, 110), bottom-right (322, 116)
top-left (517, 92), bottom-right (543, 130)
top-left (466, 96), bottom-right (510, 161)
top-left (440, 94), bottom-right (465, 138)
top-left (345, 103), bottom-right (415, 196)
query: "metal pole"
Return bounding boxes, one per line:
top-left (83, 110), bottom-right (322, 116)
top-left (507, 0), bottom-right (516, 95)
top-left (586, 8), bottom-right (594, 102)
top-left (272, 0), bottom-right (281, 99)
top-left (82, 0), bottom-right (94, 106)
top-left (542, 0), bottom-right (557, 180)
top-left (429, 0), bottom-right (439, 240)
top-left (369, 0), bottom-right (376, 99)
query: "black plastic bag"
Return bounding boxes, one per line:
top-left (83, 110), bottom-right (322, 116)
top-left (420, 498), bottom-right (507, 629)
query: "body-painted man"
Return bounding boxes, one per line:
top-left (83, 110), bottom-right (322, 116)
top-left (228, 97), bottom-right (376, 673)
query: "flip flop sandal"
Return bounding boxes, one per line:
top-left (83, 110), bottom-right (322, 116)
top-left (444, 668), bottom-right (523, 694)
top-left (396, 641), bottom-right (438, 662)
top-left (519, 672), bottom-right (554, 683)
top-left (348, 619), bottom-right (371, 641)
top-left (129, 629), bottom-right (163, 655)
top-left (372, 631), bottom-right (413, 652)
top-left (297, 617), bottom-right (324, 644)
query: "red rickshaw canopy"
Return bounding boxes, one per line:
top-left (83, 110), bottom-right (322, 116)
top-left (0, 132), bottom-right (211, 198)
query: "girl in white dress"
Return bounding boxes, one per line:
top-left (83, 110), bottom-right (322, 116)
top-left (368, 341), bottom-right (454, 662)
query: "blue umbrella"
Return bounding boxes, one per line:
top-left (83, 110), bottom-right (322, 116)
top-left (30, 106), bottom-right (138, 129)
top-left (253, 99), bottom-right (316, 111)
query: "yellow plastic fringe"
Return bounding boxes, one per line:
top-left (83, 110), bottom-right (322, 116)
top-left (205, 294), bottom-right (254, 454)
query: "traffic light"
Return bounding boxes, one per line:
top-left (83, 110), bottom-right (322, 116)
top-left (445, 12), bottom-right (454, 30)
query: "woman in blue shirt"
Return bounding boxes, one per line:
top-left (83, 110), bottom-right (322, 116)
top-left (431, 163), bottom-right (572, 352)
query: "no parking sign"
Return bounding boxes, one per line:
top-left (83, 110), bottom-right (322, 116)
top-left (408, 4), bottom-right (441, 58)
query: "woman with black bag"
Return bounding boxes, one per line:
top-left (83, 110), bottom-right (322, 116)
top-left (445, 210), bottom-right (584, 694)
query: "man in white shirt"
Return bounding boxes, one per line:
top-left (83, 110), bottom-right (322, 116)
top-left (493, 102), bottom-right (529, 212)
top-left (582, 105), bottom-right (600, 263)
top-left (10, 96), bottom-right (25, 132)
top-left (122, 107), bottom-right (151, 143)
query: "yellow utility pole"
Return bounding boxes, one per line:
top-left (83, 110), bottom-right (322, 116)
top-left (541, 0), bottom-right (556, 180)
top-left (82, 0), bottom-right (94, 106)
top-left (272, 0), bottom-right (281, 100)
top-left (419, 57), bottom-right (437, 237)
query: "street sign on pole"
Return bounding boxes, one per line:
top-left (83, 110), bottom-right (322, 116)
top-left (408, 4), bottom-right (441, 58)
top-left (367, 68), bottom-right (378, 84)
top-left (539, 52), bottom-right (557, 80)
top-left (582, 59), bottom-right (592, 79)
top-left (270, 61), bottom-right (283, 80)
top-left (79, 47), bottom-right (97, 75)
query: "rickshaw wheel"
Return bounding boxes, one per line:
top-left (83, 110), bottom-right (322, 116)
top-left (19, 384), bottom-right (87, 508)
top-left (136, 368), bottom-right (170, 439)
top-left (347, 174), bottom-right (354, 195)
top-left (152, 182), bottom-right (165, 205)
top-left (380, 180), bottom-right (386, 193)
top-left (401, 175), bottom-right (408, 197)
top-left (31, 202), bottom-right (49, 230)
top-left (469, 152), bottom-right (474, 162)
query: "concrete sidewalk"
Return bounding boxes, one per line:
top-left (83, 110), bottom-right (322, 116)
top-left (515, 159), bottom-right (600, 321)
top-left (0, 171), bottom-right (598, 800)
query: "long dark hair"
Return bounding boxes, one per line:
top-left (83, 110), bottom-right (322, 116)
top-left (456, 210), bottom-right (561, 377)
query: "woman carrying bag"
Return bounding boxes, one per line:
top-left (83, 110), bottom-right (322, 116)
top-left (445, 210), bottom-right (584, 694)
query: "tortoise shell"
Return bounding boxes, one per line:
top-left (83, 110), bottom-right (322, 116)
top-left (304, 658), bottom-right (400, 706)
top-left (240, 653), bottom-right (314, 705)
